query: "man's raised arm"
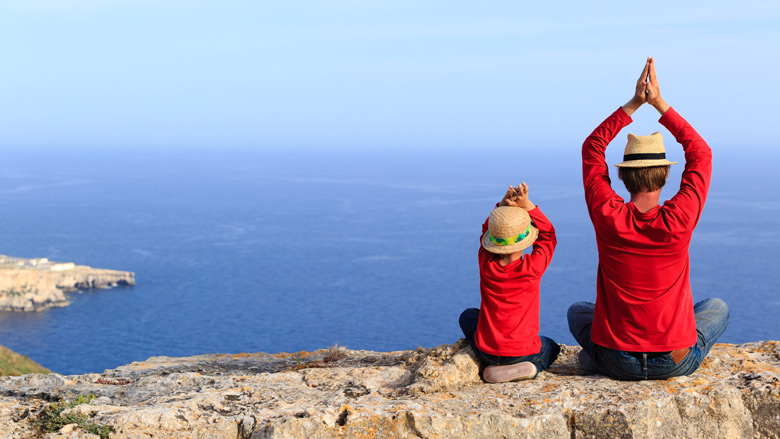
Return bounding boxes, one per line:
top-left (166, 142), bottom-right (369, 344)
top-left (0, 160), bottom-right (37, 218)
top-left (582, 59), bottom-right (651, 211)
top-left (646, 58), bottom-right (712, 228)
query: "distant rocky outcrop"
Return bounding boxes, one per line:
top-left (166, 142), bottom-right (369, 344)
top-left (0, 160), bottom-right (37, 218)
top-left (0, 256), bottom-right (135, 312)
top-left (0, 340), bottom-right (778, 438)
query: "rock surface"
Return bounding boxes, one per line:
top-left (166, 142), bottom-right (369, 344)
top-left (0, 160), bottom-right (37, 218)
top-left (0, 256), bottom-right (135, 312)
top-left (0, 340), bottom-right (778, 438)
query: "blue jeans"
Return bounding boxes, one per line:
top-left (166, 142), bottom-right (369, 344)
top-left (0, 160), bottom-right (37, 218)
top-left (459, 308), bottom-right (560, 374)
top-left (567, 298), bottom-right (729, 380)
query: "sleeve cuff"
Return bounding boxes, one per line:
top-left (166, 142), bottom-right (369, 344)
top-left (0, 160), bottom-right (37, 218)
top-left (616, 106), bottom-right (634, 124)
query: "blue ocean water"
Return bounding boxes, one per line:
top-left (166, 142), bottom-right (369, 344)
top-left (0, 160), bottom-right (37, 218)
top-left (0, 145), bottom-right (777, 375)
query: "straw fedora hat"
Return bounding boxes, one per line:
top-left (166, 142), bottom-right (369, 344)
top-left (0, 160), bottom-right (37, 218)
top-left (615, 132), bottom-right (677, 168)
top-left (481, 206), bottom-right (539, 254)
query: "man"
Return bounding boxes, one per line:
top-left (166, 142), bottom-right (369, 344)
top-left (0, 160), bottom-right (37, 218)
top-left (568, 58), bottom-right (729, 380)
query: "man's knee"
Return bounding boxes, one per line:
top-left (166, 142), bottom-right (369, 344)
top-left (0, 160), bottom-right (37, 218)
top-left (694, 298), bottom-right (730, 348)
top-left (567, 301), bottom-right (595, 329)
top-left (696, 297), bottom-right (730, 319)
top-left (709, 297), bottom-right (729, 315)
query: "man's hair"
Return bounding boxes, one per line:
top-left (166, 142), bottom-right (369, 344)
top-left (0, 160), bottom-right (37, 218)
top-left (617, 165), bottom-right (670, 193)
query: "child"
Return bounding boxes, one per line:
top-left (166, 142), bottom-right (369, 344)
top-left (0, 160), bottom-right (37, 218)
top-left (459, 183), bottom-right (560, 383)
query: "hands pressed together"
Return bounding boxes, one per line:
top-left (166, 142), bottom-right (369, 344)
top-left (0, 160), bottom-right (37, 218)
top-left (497, 182), bottom-right (535, 211)
top-left (623, 57), bottom-right (670, 116)
top-left (496, 58), bottom-right (669, 213)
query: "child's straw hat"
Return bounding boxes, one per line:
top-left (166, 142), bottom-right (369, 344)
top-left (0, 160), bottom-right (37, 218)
top-left (481, 206), bottom-right (539, 254)
top-left (615, 132), bottom-right (677, 168)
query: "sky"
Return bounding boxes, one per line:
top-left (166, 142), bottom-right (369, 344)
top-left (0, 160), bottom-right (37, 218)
top-left (1, 1), bottom-right (778, 150)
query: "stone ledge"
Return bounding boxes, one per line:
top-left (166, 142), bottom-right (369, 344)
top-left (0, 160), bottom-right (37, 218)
top-left (0, 341), bottom-right (778, 438)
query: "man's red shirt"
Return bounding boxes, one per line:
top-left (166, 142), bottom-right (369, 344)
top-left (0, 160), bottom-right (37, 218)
top-left (582, 107), bottom-right (712, 352)
top-left (475, 207), bottom-right (556, 356)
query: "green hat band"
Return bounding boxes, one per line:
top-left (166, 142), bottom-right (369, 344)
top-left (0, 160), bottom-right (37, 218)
top-left (487, 224), bottom-right (531, 246)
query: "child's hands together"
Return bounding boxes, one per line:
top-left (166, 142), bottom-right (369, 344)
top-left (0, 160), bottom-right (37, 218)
top-left (497, 182), bottom-right (535, 211)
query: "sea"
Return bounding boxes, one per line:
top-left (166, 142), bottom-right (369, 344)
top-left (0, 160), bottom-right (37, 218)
top-left (0, 144), bottom-right (777, 375)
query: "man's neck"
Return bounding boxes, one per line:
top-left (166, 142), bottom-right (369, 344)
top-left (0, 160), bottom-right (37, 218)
top-left (630, 190), bottom-right (662, 213)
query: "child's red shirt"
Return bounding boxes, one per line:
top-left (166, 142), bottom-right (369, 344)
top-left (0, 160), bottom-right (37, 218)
top-left (475, 207), bottom-right (556, 356)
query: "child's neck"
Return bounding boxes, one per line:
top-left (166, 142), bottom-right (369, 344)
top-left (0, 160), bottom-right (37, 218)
top-left (497, 250), bottom-right (525, 267)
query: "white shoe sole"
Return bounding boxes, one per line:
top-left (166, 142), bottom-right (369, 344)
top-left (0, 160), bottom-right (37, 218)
top-left (483, 361), bottom-right (537, 383)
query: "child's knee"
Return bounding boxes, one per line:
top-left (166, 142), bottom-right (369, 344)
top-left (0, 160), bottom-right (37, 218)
top-left (458, 308), bottom-right (479, 334)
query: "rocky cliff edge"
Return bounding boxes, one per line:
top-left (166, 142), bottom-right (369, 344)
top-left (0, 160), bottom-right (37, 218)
top-left (1, 340), bottom-right (778, 438)
top-left (0, 256), bottom-right (135, 312)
